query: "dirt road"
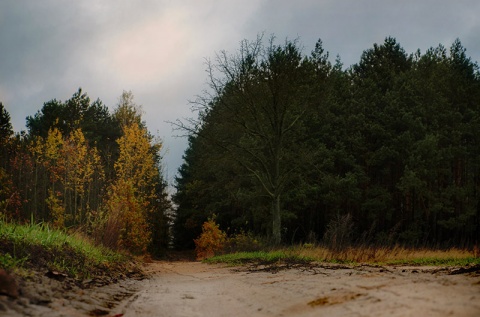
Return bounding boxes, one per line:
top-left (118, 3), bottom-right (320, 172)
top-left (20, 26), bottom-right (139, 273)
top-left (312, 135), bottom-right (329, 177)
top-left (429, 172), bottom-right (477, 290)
top-left (113, 261), bottom-right (480, 317)
top-left (2, 260), bottom-right (480, 316)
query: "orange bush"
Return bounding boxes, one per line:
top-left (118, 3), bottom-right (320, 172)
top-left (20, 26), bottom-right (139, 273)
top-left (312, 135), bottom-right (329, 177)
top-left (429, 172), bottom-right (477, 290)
top-left (194, 218), bottom-right (227, 260)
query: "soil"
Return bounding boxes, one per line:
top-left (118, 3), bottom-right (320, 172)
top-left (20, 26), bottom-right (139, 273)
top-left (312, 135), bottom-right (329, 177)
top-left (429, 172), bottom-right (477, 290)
top-left (1, 259), bottom-right (480, 316)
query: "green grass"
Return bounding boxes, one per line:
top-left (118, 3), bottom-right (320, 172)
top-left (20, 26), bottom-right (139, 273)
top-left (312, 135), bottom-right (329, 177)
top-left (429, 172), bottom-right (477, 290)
top-left (205, 250), bottom-right (315, 266)
top-left (0, 220), bottom-right (133, 279)
top-left (386, 257), bottom-right (480, 266)
top-left (205, 245), bottom-right (480, 267)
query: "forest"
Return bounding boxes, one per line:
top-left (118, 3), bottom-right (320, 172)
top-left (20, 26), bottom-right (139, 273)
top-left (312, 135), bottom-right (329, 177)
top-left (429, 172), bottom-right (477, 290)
top-left (0, 90), bottom-right (171, 256)
top-left (173, 36), bottom-right (480, 249)
top-left (1, 36), bottom-right (479, 255)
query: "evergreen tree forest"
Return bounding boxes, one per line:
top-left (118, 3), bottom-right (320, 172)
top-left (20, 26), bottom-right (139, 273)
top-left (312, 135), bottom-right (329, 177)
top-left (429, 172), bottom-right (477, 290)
top-left (173, 36), bottom-right (480, 249)
top-left (0, 90), bottom-right (171, 256)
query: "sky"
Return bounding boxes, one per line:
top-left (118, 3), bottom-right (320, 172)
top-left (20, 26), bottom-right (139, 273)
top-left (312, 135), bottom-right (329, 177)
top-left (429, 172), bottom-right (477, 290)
top-left (1, 0), bottom-right (479, 185)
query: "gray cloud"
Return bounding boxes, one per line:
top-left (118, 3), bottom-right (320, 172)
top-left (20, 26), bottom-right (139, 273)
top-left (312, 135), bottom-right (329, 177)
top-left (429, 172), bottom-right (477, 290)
top-left (1, 0), bottom-right (479, 184)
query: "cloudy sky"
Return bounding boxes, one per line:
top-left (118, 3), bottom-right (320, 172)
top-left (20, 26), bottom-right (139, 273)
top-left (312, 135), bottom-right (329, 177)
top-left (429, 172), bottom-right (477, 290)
top-left (1, 0), bottom-right (479, 184)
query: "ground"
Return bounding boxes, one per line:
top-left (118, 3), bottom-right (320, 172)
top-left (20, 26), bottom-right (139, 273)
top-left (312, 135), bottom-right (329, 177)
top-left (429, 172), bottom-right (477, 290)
top-left (1, 259), bottom-right (480, 316)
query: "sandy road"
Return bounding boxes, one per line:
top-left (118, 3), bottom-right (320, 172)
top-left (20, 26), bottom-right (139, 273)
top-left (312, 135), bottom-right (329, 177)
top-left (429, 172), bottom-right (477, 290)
top-left (113, 261), bottom-right (480, 317)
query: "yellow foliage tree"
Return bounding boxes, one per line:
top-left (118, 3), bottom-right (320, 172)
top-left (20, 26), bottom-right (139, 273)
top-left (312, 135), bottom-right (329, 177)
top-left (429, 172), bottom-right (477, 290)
top-left (45, 188), bottom-right (65, 228)
top-left (105, 179), bottom-right (150, 253)
top-left (31, 127), bottom-right (65, 226)
top-left (115, 122), bottom-right (160, 194)
top-left (105, 122), bottom-right (161, 253)
top-left (31, 126), bottom-right (104, 227)
top-left (62, 128), bottom-right (101, 224)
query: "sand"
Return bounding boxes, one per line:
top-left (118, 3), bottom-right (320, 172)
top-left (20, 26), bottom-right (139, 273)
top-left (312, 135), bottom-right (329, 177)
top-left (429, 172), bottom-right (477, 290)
top-left (2, 260), bottom-right (480, 316)
top-left (117, 261), bottom-right (480, 317)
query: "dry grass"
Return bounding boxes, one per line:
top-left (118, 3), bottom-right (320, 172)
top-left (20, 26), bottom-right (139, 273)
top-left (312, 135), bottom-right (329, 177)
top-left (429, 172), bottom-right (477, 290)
top-left (208, 244), bottom-right (479, 267)
top-left (292, 244), bottom-right (479, 266)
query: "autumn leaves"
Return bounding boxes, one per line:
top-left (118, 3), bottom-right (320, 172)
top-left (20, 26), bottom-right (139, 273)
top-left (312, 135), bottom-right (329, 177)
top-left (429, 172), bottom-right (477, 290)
top-left (0, 91), bottom-right (169, 255)
top-left (105, 123), bottom-right (162, 253)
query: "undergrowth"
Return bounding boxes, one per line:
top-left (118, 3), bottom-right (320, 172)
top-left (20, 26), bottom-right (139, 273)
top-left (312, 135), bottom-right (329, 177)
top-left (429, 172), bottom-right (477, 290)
top-left (206, 245), bottom-right (480, 267)
top-left (192, 219), bottom-right (479, 267)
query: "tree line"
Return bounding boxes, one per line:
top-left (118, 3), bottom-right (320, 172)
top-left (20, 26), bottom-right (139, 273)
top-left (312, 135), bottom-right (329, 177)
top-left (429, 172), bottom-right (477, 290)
top-left (173, 36), bottom-right (480, 248)
top-left (0, 90), bottom-right (171, 255)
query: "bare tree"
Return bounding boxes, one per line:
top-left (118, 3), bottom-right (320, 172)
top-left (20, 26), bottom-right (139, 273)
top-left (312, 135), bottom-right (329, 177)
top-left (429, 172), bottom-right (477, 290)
top-left (175, 35), bottom-right (324, 244)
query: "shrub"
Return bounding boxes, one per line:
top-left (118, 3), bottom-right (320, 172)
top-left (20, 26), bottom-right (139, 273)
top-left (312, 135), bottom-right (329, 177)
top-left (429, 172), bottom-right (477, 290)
top-left (225, 230), bottom-right (262, 253)
top-left (323, 213), bottom-right (354, 252)
top-left (102, 180), bottom-right (151, 254)
top-left (194, 218), bottom-right (227, 260)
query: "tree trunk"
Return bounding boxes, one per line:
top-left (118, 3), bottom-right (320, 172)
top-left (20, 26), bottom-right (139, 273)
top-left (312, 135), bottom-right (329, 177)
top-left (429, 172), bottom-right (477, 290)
top-left (272, 193), bottom-right (281, 244)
